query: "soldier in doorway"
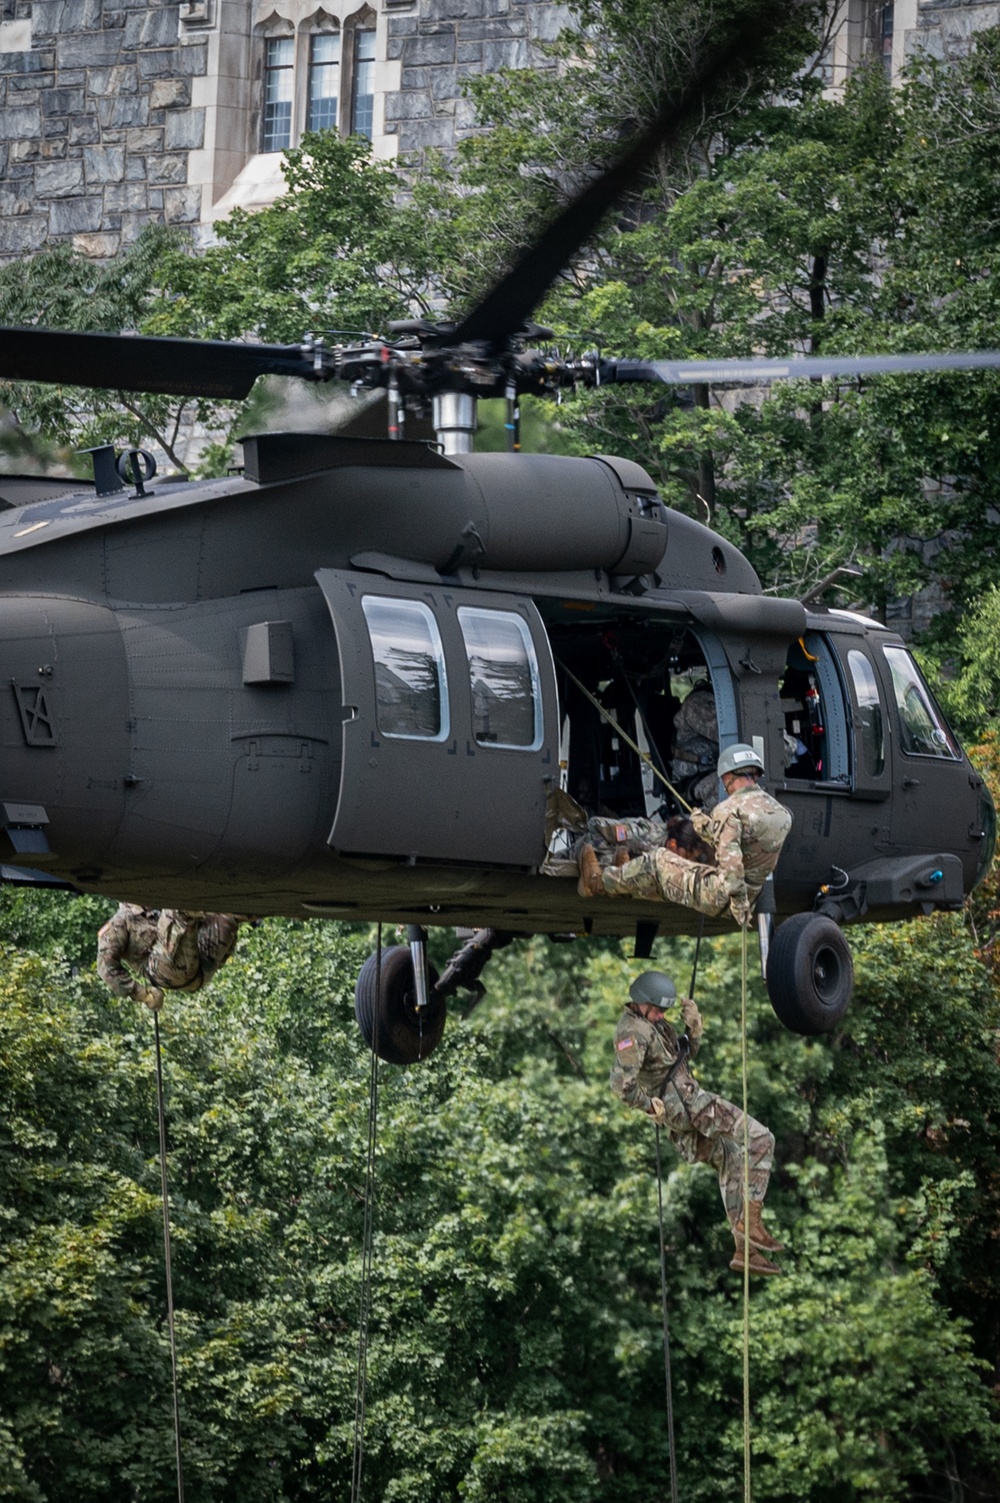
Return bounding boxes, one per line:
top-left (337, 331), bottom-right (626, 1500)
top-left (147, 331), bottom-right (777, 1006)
top-left (671, 680), bottom-right (719, 808)
top-left (579, 743), bottom-right (792, 928)
top-left (610, 970), bottom-right (783, 1275)
top-left (98, 905), bottom-right (247, 1010)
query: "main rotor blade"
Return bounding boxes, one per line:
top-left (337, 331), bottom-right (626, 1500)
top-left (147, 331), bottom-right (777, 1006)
top-left (0, 326), bottom-right (323, 399)
top-left (451, 0), bottom-right (811, 349)
top-left (607, 352), bottom-right (1000, 384)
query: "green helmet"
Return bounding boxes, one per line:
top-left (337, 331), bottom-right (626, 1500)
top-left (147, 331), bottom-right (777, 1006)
top-left (629, 971), bottom-right (677, 1008)
top-left (718, 742), bottom-right (764, 778)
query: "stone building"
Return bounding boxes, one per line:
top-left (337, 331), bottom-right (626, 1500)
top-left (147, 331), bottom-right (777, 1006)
top-left (0, 0), bottom-right (567, 260)
top-left (1, 0), bottom-right (998, 260)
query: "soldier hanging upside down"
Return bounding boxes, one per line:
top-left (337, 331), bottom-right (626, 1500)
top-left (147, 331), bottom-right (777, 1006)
top-left (97, 905), bottom-right (249, 1010)
top-left (610, 970), bottom-right (784, 1275)
top-left (578, 743), bottom-right (792, 928)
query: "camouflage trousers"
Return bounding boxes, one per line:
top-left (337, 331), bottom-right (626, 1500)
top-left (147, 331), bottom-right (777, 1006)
top-left (603, 847), bottom-right (730, 917)
top-left (662, 1076), bottom-right (774, 1219)
top-left (147, 911), bottom-right (240, 993)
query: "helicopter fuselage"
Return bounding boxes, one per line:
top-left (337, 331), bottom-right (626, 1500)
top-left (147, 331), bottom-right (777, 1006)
top-left (0, 433), bottom-right (990, 940)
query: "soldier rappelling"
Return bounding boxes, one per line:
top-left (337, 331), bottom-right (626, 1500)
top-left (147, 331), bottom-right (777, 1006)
top-left (610, 970), bottom-right (783, 1275)
top-left (98, 905), bottom-right (250, 1010)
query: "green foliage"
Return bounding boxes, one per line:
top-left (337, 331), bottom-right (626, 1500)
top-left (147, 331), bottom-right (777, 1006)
top-left (2, 890), bottom-right (999, 1499)
top-left (0, 228), bottom-right (228, 473)
top-left (154, 133), bottom-right (457, 347)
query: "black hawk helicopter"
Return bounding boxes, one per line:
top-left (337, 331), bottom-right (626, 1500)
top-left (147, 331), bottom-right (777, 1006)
top-left (0, 9), bottom-right (996, 1060)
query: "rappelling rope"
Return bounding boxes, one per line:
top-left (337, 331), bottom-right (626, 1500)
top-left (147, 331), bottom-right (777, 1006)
top-left (654, 917), bottom-right (704, 1503)
top-left (152, 1013), bottom-right (185, 1503)
top-left (740, 922), bottom-right (752, 1503)
top-left (351, 923), bottom-right (382, 1503)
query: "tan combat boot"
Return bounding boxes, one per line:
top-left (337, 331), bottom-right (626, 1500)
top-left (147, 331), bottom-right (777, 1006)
top-left (612, 844), bottom-right (630, 867)
top-left (736, 1201), bottom-right (785, 1254)
top-left (577, 843), bottom-right (605, 898)
top-left (729, 1235), bottom-right (782, 1277)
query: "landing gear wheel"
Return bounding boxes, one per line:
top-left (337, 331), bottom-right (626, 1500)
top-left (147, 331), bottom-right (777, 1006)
top-left (765, 913), bottom-right (853, 1036)
top-left (354, 945), bottom-right (446, 1065)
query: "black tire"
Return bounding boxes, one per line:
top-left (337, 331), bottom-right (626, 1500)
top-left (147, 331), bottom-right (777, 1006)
top-left (765, 913), bottom-right (854, 1036)
top-left (354, 945), bottom-right (446, 1065)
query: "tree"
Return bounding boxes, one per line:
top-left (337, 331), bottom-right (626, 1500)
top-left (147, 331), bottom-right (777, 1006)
top-left (0, 228), bottom-right (231, 475)
top-left (3, 891), bottom-right (1000, 1500)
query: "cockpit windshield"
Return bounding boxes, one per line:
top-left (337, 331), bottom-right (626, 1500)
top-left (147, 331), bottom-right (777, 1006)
top-left (882, 646), bottom-right (960, 760)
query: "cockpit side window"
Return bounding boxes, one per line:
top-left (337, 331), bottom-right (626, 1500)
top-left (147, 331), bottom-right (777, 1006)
top-left (883, 646), bottom-right (960, 760)
top-left (781, 634), bottom-right (849, 783)
top-left (847, 650), bottom-right (885, 776)
top-left (458, 606), bottom-right (543, 750)
top-left (362, 595), bottom-right (450, 742)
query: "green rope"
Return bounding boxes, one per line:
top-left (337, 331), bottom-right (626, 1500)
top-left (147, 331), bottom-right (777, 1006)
top-left (740, 922), bottom-right (752, 1503)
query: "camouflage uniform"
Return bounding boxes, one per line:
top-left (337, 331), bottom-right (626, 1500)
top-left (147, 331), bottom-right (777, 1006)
top-left (610, 1001), bottom-right (775, 1220)
top-left (98, 904), bottom-right (242, 1007)
top-left (672, 684), bottom-right (719, 807)
top-left (603, 784), bottom-right (792, 925)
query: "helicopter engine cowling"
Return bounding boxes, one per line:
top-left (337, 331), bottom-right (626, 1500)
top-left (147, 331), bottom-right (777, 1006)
top-left (452, 452), bottom-right (668, 575)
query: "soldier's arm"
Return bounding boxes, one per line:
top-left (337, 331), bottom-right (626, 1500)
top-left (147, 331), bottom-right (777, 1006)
top-left (97, 913), bottom-right (138, 998)
top-left (714, 806), bottom-right (752, 921)
top-left (609, 1026), bottom-right (655, 1114)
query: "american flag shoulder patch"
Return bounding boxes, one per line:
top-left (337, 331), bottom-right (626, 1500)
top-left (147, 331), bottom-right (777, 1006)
top-left (617, 1036), bottom-right (635, 1051)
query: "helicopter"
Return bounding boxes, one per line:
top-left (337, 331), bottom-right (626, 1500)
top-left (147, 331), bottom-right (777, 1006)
top-left (0, 8), bottom-right (996, 1063)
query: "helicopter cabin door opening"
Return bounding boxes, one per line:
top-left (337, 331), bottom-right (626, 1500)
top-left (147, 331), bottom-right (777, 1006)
top-left (317, 570), bottom-right (558, 866)
top-left (546, 616), bottom-right (735, 825)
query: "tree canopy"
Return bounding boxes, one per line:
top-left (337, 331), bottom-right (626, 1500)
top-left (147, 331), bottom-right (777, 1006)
top-left (2, 866), bottom-right (1000, 1500)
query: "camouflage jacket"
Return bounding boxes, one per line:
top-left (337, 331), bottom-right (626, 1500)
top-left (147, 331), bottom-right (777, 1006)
top-left (673, 684), bottom-right (718, 775)
top-left (609, 1001), bottom-right (703, 1115)
top-left (97, 903), bottom-right (159, 998)
top-left (692, 784), bottom-right (792, 913)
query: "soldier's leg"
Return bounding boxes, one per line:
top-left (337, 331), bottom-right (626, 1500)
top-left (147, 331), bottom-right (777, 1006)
top-left (686, 1092), bottom-right (775, 1220)
top-left (197, 915), bottom-right (241, 983)
top-left (600, 850), bottom-right (663, 901)
top-left (147, 910), bottom-right (205, 991)
top-left (604, 848), bottom-right (729, 917)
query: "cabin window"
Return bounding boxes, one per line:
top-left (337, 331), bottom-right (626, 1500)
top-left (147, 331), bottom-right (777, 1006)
top-left (883, 646), bottom-right (959, 760)
top-left (847, 650), bottom-right (885, 776)
top-left (458, 607), bottom-right (542, 750)
top-left (362, 596), bottom-right (449, 742)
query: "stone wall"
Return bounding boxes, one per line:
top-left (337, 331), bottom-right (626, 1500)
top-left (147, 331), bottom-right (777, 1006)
top-left (0, 0), bottom-right (210, 259)
top-left (383, 0), bottom-right (568, 157)
top-left (911, 0), bottom-right (1000, 59)
top-left (0, 0), bottom-right (567, 256)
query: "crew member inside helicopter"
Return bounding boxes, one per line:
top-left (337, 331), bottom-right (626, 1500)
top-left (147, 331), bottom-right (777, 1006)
top-left (98, 906), bottom-right (250, 1010)
top-left (543, 629), bottom-right (724, 878)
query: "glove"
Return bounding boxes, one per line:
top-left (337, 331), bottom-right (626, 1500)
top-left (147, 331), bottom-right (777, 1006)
top-left (649, 1097), bottom-right (667, 1124)
top-left (134, 983), bottom-right (165, 1011)
top-left (680, 997), bottom-right (702, 1031)
top-left (731, 898), bottom-right (753, 929)
top-left (689, 809), bottom-right (711, 835)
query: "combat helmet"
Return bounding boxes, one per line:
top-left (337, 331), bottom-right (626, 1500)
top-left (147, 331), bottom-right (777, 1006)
top-left (629, 971), bottom-right (677, 1008)
top-left (717, 742), bottom-right (764, 778)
